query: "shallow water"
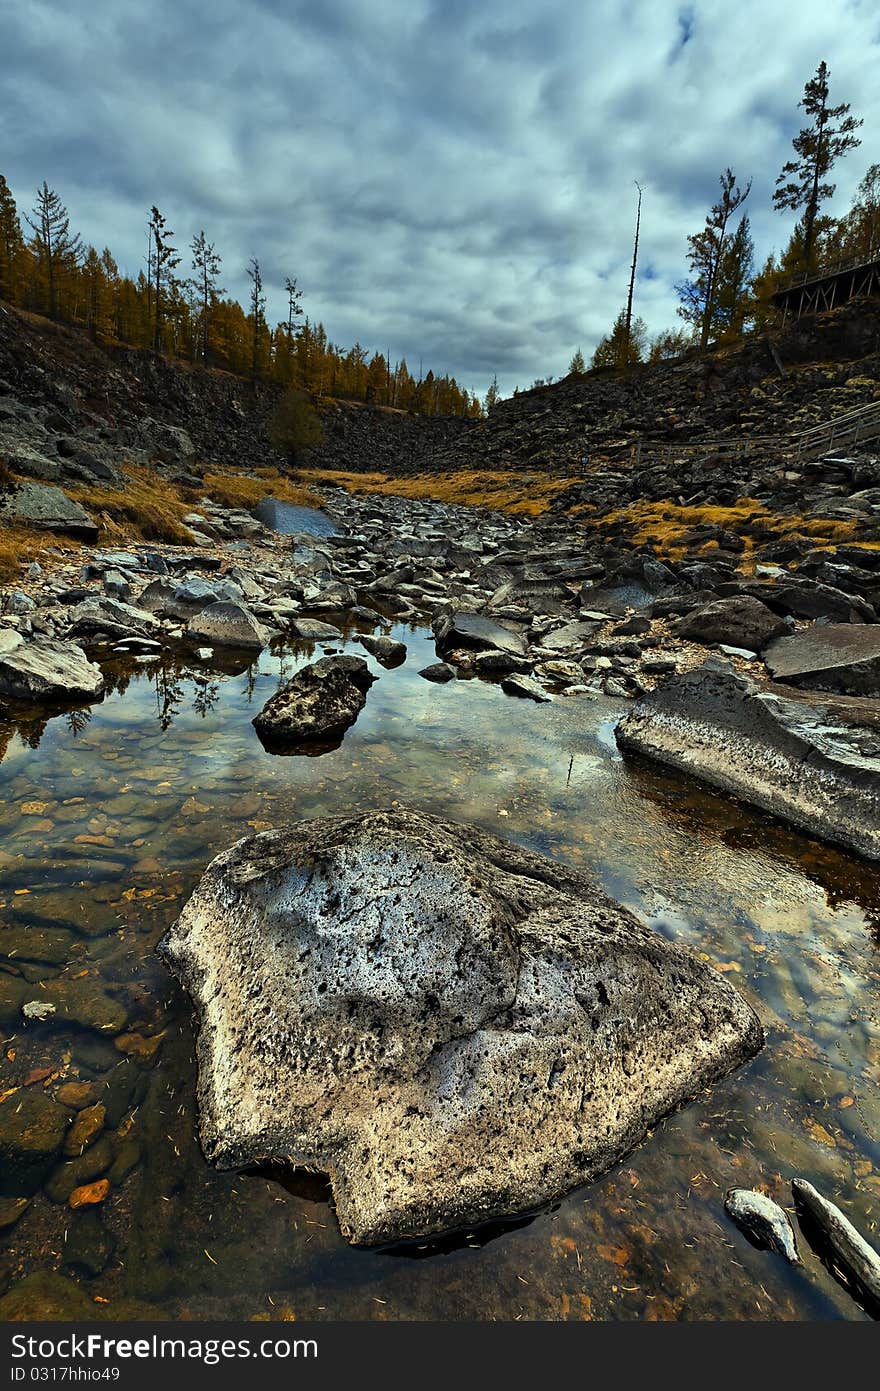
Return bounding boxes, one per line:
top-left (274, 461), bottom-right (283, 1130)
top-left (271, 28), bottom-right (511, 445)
top-left (1, 616), bottom-right (879, 1320)
top-left (254, 498), bottom-right (337, 536)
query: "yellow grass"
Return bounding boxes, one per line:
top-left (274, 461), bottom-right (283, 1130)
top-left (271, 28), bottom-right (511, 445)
top-left (67, 466), bottom-right (195, 545)
top-left (201, 470), bottom-right (322, 511)
top-left (594, 499), bottom-right (863, 563)
top-left (0, 525), bottom-right (79, 583)
top-left (298, 468), bottom-right (577, 516)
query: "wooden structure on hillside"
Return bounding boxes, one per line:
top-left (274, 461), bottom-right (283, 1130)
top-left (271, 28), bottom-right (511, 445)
top-left (772, 254), bottom-right (880, 323)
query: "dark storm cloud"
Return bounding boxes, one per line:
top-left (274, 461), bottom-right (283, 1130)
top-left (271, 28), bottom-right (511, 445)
top-left (2, 0), bottom-right (878, 396)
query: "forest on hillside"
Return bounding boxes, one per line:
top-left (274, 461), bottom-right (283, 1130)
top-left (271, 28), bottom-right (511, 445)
top-left (0, 178), bottom-right (484, 419)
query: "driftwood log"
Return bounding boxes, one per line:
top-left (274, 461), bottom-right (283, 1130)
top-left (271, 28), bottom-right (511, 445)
top-left (792, 1178), bottom-right (880, 1315)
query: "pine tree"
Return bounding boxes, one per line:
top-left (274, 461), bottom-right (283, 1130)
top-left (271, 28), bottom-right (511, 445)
top-left (591, 310), bottom-right (646, 369)
top-left (25, 182), bottom-right (82, 318)
top-left (190, 231), bottom-right (224, 362)
top-left (676, 169), bottom-right (751, 348)
top-left (713, 215), bottom-right (755, 337)
top-left (247, 257), bottom-right (266, 380)
top-left (148, 207), bottom-right (180, 352)
top-left (568, 348), bottom-right (586, 375)
top-left (648, 328), bottom-right (692, 362)
top-left (836, 163), bottom-right (880, 263)
top-left (0, 174), bottom-right (23, 303)
top-left (284, 276), bottom-right (303, 339)
top-left (773, 61), bottom-right (862, 273)
top-left (484, 374), bottom-right (501, 410)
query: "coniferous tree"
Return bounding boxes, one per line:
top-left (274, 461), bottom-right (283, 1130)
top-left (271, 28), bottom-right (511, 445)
top-left (648, 327), bottom-right (692, 361)
top-left (190, 231), bottom-right (224, 362)
top-left (148, 206), bottom-right (180, 352)
top-left (484, 374), bottom-right (501, 410)
top-left (676, 169), bottom-right (751, 348)
top-left (25, 182), bottom-right (82, 318)
top-left (835, 163), bottom-right (880, 263)
top-left (247, 256), bottom-right (266, 380)
top-left (0, 175), bottom-right (23, 303)
top-left (568, 348), bottom-right (586, 374)
top-left (592, 310), bottom-right (646, 369)
top-left (284, 276), bottom-right (303, 339)
top-left (713, 215), bottom-right (755, 336)
top-left (773, 61), bottom-right (862, 273)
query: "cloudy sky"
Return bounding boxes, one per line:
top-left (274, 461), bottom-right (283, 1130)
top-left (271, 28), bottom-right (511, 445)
top-left (2, 0), bottom-right (878, 397)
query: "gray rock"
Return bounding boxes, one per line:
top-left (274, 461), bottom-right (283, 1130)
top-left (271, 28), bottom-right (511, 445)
top-left (252, 655), bottom-right (376, 749)
top-left (158, 809), bottom-right (762, 1246)
top-left (763, 623), bottom-right (880, 697)
top-left (434, 610), bottom-right (526, 658)
top-left (68, 597), bottom-right (160, 642)
top-left (724, 1188), bottom-right (800, 1264)
top-left (674, 596), bottom-right (788, 651)
top-left (0, 628), bottom-right (23, 656)
top-left (357, 633), bottom-right (407, 667)
top-left (290, 617), bottom-right (344, 642)
top-left (0, 483), bottom-right (98, 540)
top-left (616, 659), bottom-right (880, 861)
top-left (0, 639), bottom-right (104, 702)
top-left (539, 619), bottom-right (601, 653)
top-left (186, 602), bottom-right (268, 651)
top-left (501, 674), bottom-right (552, 702)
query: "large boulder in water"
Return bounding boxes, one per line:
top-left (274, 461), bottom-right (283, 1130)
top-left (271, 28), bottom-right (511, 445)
top-left (157, 808), bottom-right (762, 1246)
top-left (616, 658), bottom-right (880, 861)
top-left (252, 654), bottom-right (375, 751)
top-left (434, 611), bottom-right (527, 659)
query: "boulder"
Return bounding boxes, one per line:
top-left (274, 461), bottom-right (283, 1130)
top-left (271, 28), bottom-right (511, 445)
top-left (0, 482), bottom-right (98, 539)
top-left (0, 639), bottom-right (104, 702)
top-left (68, 597), bottom-right (160, 642)
top-left (158, 808), bottom-right (762, 1246)
top-left (434, 611), bottom-right (527, 658)
top-left (289, 617), bottom-right (344, 642)
top-left (356, 633), bottom-right (407, 667)
top-left (418, 662), bottom-right (455, 683)
top-left (674, 596), bottom-right (788, 651)
top-left (186, 602), bottom-right (268, 651)
top-left (252, 655), bottom-right (376, 750)
top-left (763, 623), bottom-right (880, 697)
top-left (501, 674), bottom-right (552, 702)
top-left (616, 659), bottom-right (880, 861)
top-left (0, 1088), bottom-right (73, 1196)
top-left (538, 619), bottom-right (602, 653)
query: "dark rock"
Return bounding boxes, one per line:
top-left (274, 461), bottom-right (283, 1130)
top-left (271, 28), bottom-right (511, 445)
top-left (763, 623), bottom-right (880, 696)
top-left (357, 633), bottom-right (407, 667)
top-left (253, 654), bottom-right (376, 751)
top-left (418, 662), bottom-right (456, 683)
top-left (0, 482), bottom-right (98, 539)
top-left (674, 596), bottom-right (789, 651)
top-left (0, 1089), bottom-right (73, 1196)
top-left (501, 674), bottom-right (552, 702)
top-left (158, 808), bottom-right (762, 1246)
top-left (434, 610), bottom-right (526, 658)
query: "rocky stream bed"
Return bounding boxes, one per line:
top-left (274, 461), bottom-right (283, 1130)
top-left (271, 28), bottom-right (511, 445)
top-left (0, 488), bottom-right (879, 1320)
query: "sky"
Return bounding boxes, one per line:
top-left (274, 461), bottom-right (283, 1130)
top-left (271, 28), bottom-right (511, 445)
top-left (2, 0), bottom-right (878, 399)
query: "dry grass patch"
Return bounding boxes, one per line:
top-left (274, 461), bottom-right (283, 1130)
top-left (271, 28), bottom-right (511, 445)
top-left (201, 470), bottom-right (322, 511)
top-left (68, 466), bottom-right (195, 544)
top-left (0, 525), bottom-right (78, 583)
top-left (299, 468), bottom-right (577, 516)
top-left (595, 498), bottom-right (863, 563)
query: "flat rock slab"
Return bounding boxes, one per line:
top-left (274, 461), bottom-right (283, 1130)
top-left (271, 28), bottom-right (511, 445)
top-left (616, 659), bottom-right (880, 861)
top-left (252, 654), bottom-right (376, 752)
top-left (763, 623), bottom-right (880, 696)
top-left (0, 639), bottom-right (104, 703)
top-left (434, 611), bottom-right (527, 658)
top-left (158, 808), bottom-right (762, 1246)
top-left (356, 633), bottom-right (407, 667)
top-left (0, 483), bottom-right (98, 540)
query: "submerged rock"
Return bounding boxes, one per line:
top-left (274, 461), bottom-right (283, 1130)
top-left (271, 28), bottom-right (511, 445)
top-left (0, 639), bottom-right (104, 703)
top-left (0, 1088), bottom-right (73, 1196)
top-left (616, 659), bottom-right (880, 861)
top-left (252, 654), bottom-right (376, 751)
top-left (158, 808), bottom-right (762, 1246)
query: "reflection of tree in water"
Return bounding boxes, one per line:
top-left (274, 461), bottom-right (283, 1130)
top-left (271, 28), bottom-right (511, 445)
top-left (154, 663), bottom-right (185, 732)
top-left (65, 709), bottom-right (92, 737)
top-left (192, 680), bottom-right (220, 719)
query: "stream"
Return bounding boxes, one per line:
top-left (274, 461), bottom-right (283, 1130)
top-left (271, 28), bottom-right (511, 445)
top-left (1, 604), bottom-right (879, 1319)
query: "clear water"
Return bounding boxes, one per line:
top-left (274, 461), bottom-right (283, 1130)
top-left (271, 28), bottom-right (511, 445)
top-left (1, 618), bottom-right (878, 1320)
